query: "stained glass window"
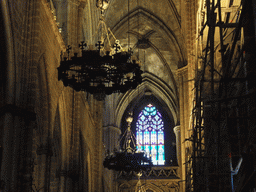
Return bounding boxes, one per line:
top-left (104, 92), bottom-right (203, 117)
top-left (136, 104), bottom-right (165, 165)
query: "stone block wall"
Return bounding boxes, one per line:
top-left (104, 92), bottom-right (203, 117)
top-left (0, 0), bottom-right (104, 191)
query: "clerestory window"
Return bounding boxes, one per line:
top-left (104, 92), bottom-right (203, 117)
top-left (136, 104), bottom-right (165, 165)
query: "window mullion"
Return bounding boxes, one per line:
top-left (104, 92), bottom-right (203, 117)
top-left (135, 104), bottom-right (164, 166)
top-left (157, 130), bottom-right (159, 165)
top-left (149, 129), bottom-right (151, 161)
top-left (142, 130), bottom-right (144, 152)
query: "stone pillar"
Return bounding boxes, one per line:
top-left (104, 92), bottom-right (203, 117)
top-left (59, 174), bottom-right (66, 192)
top-left (0, 0), bottom-right (15, 191)
top-left (177, 66), bottom-right (189, 192)
top-left (78, 1), bottom-right (86, 46)
top-left (173, 125), bottom-right (181, 168)
top-left (103, 126), bottom-right (121, 154)
top-left (103, 126), bottom-right (121, 192)
top-left (1, 114), bottom-right (13, 191)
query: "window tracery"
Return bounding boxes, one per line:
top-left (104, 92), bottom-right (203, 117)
top-left (136, 104), bottom-right (165, 165)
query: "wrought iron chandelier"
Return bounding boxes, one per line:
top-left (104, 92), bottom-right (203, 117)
top-left (103, 114), bottom-right (153, 172)
top-left (57, 1), bottom-right (142, 101)
top-left (58, 42), bottom-right (142, 100)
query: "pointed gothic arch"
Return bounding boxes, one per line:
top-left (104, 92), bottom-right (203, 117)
top-left (109, 7), bottom-right (186, 68)
top-left (120, 93), bottom-right (178, 166)
top-left (36, 54), bottom-right (51, 142)
top-left (141, 182), bottom-right (165, 192)
top-left (136, 103), bottom-right (165, 165)
top-left (50, 103), bottom-right (62, 191)
top-left (0, 0), bottom-right (15, 103)
top-left (115, 73), bottom-right (179, 128)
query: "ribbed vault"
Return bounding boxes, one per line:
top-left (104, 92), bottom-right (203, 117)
top-left (102, 1), bottom-right (185, 130)
top-left (115, 72), bottom-right (178, 128)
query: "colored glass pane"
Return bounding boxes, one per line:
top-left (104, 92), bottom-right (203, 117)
top-left (158, 131), bottom-right (164, 144)
top-left (151, 131), bottom-right (157, 144)
top-left (136, 104), bottom-right (165, 165)
top-left (144, 131), bottom-right (149, 144)
top-left (145, 145), bottom-right (150, 158)
top-left (158, 145), bottom-right (165, 165)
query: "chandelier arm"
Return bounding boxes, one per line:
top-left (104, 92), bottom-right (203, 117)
top-left (103, 21), bottom-right (112, 49)
top-left (107, 27), bottom-right (116, 42)
top-left (124, 136), bottom-right (129, 150)
top-left (108, 28), bottom-right (121, 49)
top-left (131, 132), bottom-right (137, 147)
top-left (123, 134), bottom-right (130, 150)
top-left (100, 19), bottom-right (105, 42)
top-left (118, 128), bottom-right (128, 145)
top-left (130, 139), bottom-right (136, 150)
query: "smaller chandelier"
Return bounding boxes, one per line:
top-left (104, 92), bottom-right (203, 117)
top-left (58, 41), bottom-right (142, 100)
top-left (96, 0), bottom-right (109, 13)
top-left (103, 114), bottom-right (153, 172)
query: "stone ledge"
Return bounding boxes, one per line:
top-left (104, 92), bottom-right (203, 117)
top-left (117, 166), bottom-right (180, 180)
top-left (40, 0), bottom-right (66, 52)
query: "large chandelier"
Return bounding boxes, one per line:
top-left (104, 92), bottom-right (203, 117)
top-left (103, 114), bottom-right (153, 172)
top-left (58, 4), bottom-right (142, 101)
top-left (58, 42), bottom-right (142, 100)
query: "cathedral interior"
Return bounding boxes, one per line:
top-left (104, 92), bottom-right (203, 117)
top-left (0, 0), bottom-right (256, 191)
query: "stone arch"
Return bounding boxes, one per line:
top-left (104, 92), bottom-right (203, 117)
top-left (120, 87), bottom-right (178, 166)
top-left (57, 91), bottom-right (68, 167)
top-left (0, 0), bottom-right (15, 105)
top-left (31, 54), bottom-right (53, 191)
top-left (110, 7), bottom-right (186, 68)
top-left (0, 1), bottom-right (16, 189)
top-left (139, 182), bottom-right (164, 192)
top-left (115, 72), bottom-right (179, 128)
top-left (111, 7), bottom-right (183, 130)
top-left (50, 103), bottom-right (62, 191)
top-left (119, 182), bottom-right (132, 191)
top-left (106, 0), bottom-right (180, 27)
top-left (78, 130), bottom-right (92, 192)
top-left (36, 54), bottom-right (51, 143)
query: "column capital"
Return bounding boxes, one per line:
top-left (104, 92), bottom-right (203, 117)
top-left (176, 66), bottom-right (188, 77)
top-left (173, 125), bottom-right (180, 134)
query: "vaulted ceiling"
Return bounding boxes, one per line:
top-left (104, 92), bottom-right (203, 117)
top-left (102, 0), bottom-right (186, 126)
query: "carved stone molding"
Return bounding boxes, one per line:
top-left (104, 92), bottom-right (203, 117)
top-left (117, 166), bottom-right (180, 180)
top-left (176, 65), bottom-right (188, 77)
top-left (173, 125), bottom-right (180, 135)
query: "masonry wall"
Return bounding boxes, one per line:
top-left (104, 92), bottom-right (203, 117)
top-left (0, 0), bottom-right (104, 191)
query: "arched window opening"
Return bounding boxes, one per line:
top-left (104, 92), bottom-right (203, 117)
top-left (136, 104), bottom-right (165, 165)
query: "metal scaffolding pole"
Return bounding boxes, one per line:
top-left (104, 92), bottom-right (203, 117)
top-left (185, 0), bottom-right (256, 191)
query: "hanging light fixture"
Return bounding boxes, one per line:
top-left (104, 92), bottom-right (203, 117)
top-left (103, 113), bottom-right (152, 172)
top-left (96, 0), bottom-right (109, 14)
top-left (57, 1), bottom-right (142, 101)
top-left (103, 0), bottom-right (151, 173)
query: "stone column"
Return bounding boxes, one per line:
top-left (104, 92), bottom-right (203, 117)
top-left (173, 125), bottom-right (181, 168)
top-left (177, 66), bottom-right (189, 192)
top-left (59, 173), bottom-right (66, 192)
top-left (103, 126), bottom-right (121, 192)
top-left (0, 0), bottom-right (15, 191)
top-left (78, 1), bottom-right (86, 46)
top-left (103, 126), bottom-right (121, 154)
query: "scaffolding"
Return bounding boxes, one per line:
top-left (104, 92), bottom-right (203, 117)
top-left (186, 0), bottom-right (256, 191)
